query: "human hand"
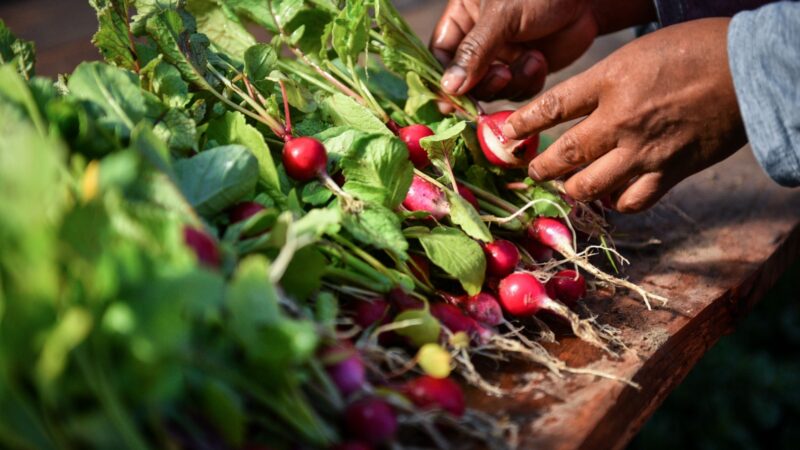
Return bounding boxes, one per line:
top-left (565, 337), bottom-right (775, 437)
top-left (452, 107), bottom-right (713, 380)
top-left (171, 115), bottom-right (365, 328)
top-left (502, 18), bottom-right (748, 213)
top-left (431, 0), bottom-right (656, 101)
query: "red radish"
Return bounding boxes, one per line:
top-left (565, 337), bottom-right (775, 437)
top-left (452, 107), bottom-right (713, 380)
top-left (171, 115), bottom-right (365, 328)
top-left (483, 239), bottom-right (520, 277)
top-left (402, 375), bottom-right (466, 417)
top-left (464, 292), bottom-right (504, 326)
top-left (430, 303), bottom-right (492, 344)
top-left (344, 397), bottom-right (398, 445)
top-left (497, 272), bottom-right (549, 316)
top-left (402, 175), bottom-right (449, 220)
top-left (546, 270), bottom-right (586, 307)
top-left (477, 111), bottom-right (539, 168)
top-left (227, 201), bottom-right (266, 223)
top-left (528, 217), bottom-right (572, 252)
top-left (332, 442), bottom-right (372, 450)
top-left (183, 226), bottom-right (221, 268)
top-left (456, 183), bottom-right (480, 210)
top-left (498, 272), bottom-right (613, 353)
top-left (321, 344), bottom-right (366, 397)
top-left (409, 254), bottom-right (430, 283)
top-left (388, 288), bottom-right (424, 311)
top-left (521, 237), bottom-right (554, 262)
top-left (398, 124), bottom-right (434, 169)
top-left (282, 136), bottom-right (328, 181)
top-left (353, 298), bottom-right (390, 328)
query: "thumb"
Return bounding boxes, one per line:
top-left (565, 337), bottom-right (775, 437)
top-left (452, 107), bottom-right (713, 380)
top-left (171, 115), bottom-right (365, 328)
top-left (441, 18), bottom-right (505, 96)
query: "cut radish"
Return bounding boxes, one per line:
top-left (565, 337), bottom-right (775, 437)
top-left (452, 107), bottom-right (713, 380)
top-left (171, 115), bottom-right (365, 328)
top-left (477, 111), bottom-right (539, 168)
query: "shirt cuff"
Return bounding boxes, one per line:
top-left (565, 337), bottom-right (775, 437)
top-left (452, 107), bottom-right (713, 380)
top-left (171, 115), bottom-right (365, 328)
top-left (727, 4), bottom-right (800, 187)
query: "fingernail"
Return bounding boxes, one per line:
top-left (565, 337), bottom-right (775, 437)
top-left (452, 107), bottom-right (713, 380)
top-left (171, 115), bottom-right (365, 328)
top-left (523, 54), bottom-right (543, 77)
top-left (501, 121), bottom-right (517, 139)
top-left (528, 164), bottom-right (543, 181)
top-left (442, 66), bottom-right (467, 94)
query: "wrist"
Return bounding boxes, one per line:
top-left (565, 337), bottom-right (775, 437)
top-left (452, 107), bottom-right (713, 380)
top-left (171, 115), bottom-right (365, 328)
top-left (591, 0), bottom-right (657, 34)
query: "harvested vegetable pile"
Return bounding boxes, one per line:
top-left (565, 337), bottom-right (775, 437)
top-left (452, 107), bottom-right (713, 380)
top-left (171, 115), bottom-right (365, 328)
top-left (0, 1), bottom-right (665, 448)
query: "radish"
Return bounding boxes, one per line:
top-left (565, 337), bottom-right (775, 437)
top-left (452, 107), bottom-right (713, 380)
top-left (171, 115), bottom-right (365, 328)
top-left (528, 217), bottom-right (666, 308)
top-left (398, 124), bottom-right (434, 169)
top-left (456, 183), bottom-right (480, 210)
top-left (430, 303), bottom-right (492, 344)
top-left (521, 237), bottom-right (554, 262)
top-left (353, 298), bottom-right (390, 328)
top-left (402, 375), bottom-right (466, 417)
top-left (408, 253), bottom-right (430, 284)
top-left (183, 226), bottom-right (221, 268)
top-left (483, 239), bottom-right (520, 277)
top-left (321, 344), bottom-right (366, 397)
top-left (546, 270), bottom-right (586, 307)
top-left (464, 292), bottom-right (504, 326)
top-left (388, 288), bottom-right (424, 311)
top-left (477, 111), bottom-right (538, 168)
top-left (498, 272), bottom-right (613, 354)
top-left (227, 201), bottom-right (266, 224)
top-left (282, 136), bottom-right (328, 181)
top-left (402, 175), bottom-right (449, 220)
top-left (344, 397), bottom-right (398, 445)
top-left (332, 442), bottom-right (372, 450)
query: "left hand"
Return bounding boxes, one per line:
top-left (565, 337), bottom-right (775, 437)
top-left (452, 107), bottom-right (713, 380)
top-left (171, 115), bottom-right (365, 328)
top-left (502, 18), bottom-right (748, 213)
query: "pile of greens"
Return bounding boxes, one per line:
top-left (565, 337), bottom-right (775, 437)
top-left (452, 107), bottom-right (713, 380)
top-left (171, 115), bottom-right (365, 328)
top-left (0, 1), bottom-right (645, 448)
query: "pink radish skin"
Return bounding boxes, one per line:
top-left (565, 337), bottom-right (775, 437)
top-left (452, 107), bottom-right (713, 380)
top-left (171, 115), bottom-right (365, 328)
top-left (353, 298), bottom-right (390, 328)
top-left (183, 226), bottom-right (221, 268)
top-left (227, 201), bottom-right (266, 224)
top-left (483, 239), bottom-right (520, 277)
top-left (402, 175), bottom-right (449, 220)
top-left (430, 303), bottom-right (493, 344)
top-left (497, 272), bottom-right (551, 316)
top-left (332, 442), bottom-right (373, 450)
top-left (282, 136), bottom-right (328, 181)
top-left (456, 183), bottom-right (480, 210)
top-left (528, 217), bottom-right (573, 253)
top-left (389, 288), bottom-right (425, 311)
top-left (546, 270), bottom-right (587, 307)
top-left (477, 111), bottom-right (539, 168)
top-left (465, 292), bottom-right (504, 326)
top-left (521, 237), bottom-right (555, 262)
top-left (403, 375), bottom-right (466, 417)
top-left (321, 344), bottom-right (366, 397)
top-left (398, 124), bottom-right (435, 169)
top-left (409, 254), bottom-right (431, 283)
top-left (344, 397), bottom-right (398, 445)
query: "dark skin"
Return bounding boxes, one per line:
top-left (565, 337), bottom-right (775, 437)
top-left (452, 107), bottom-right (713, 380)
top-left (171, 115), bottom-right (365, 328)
top-left (432, 1), bottom-right (747, 212)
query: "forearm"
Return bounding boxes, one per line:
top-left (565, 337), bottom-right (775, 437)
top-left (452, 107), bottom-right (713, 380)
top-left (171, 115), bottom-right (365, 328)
top-left (728, 2), bottom-right (800, 186)
top-left (654, 0), bottom-right (777, 26)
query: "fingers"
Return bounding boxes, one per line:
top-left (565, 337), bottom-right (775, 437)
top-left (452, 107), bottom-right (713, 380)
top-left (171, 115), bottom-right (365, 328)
top-left (471, 64), bottom-right (512, 100)
top-left (430, 0), bottom-right (476, 67)
top-left (612, 172), bottom-right (677, 213)
top-left (527, 116), bottom-right (615, 181)
top-left (533, 13), bottom-right (598, 72)
top-left (440, 12), bottom-right (506, 95)
top-left (563, 148), bottom-right (641, 202)
top-left (502, 71), bottom-right (601, 139)
top-left (496, 50), bottom-right (548, 101)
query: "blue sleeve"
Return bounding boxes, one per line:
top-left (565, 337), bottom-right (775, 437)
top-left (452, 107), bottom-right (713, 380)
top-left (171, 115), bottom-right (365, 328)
top-left (653, 0), bottom-right (774, 25)
top-left (728, 2), bottom-right (800, 187)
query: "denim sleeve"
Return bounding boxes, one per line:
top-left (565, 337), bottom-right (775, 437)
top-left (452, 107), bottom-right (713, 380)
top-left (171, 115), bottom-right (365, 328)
top-left (653, 0), bottom-right (774, 25)
top-left (728, 2), bottom-right (800, 187)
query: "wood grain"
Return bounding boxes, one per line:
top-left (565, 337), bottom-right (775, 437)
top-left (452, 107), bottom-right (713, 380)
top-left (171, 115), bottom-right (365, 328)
top-left (2, 1), bottom-right (798, 449)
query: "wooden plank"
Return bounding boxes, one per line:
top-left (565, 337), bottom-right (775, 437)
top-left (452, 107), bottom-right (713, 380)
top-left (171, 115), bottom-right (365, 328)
top-left (2, 1), bottom-right (799, 449)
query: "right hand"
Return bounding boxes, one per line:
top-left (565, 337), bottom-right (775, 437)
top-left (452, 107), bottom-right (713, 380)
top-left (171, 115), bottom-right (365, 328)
top-left (431, 0), bottom-right (656, 101)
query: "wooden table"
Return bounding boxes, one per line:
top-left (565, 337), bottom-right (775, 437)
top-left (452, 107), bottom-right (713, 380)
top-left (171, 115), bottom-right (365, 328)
top-left (3, 1), bottom-right (799, 449)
